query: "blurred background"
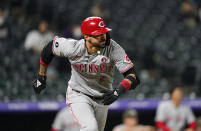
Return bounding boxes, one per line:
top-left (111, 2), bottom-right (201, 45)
top-left (0, 0), bottom-right (201, 130)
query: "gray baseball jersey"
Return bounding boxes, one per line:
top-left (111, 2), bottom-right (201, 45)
top-left (52, 107), bottom-right (80, 131)
top-left (52, 36), bottom-right (134, 97)
top-left (155, 101), bottom-right (195, 131)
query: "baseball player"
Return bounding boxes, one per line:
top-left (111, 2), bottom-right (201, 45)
top-left (51, 107), bottom-right (80, 131)
top-left (155, 87), bottom-right (196, 131)
top-left (113, 109), bottom-right (155, 131)
top-left (33, 16), bottom-right (140, 131)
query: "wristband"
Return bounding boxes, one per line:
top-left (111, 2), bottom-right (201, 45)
top-left (40, 57), bottom-right (50, 66)
top-left (126, 75), bottom-right (140, 89)
top-left (120, 80), bottom-right (131, 92)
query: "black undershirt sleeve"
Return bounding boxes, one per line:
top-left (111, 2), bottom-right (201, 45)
top-left (122, 67), bottom-right (136, 78)
top-left (41, 40), bottom-right (55, 65)
top-left (122, 67), bottom-right (140, 89)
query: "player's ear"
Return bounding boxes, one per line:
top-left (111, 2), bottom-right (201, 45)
top-left (83, 35), bottom-right (89, 40)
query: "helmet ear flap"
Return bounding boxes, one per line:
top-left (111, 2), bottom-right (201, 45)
top-left (105, 32), bottom-right (110, 46)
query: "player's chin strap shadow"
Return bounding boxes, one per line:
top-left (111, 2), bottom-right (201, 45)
top-left (105, 33), bottom-right (111, 46)
top-left (100, 89), bottom-right (110, 94)
top-left (82, 33), bottom-right (111, 46)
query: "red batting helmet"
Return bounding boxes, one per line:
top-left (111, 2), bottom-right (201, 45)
top-left (81, 16), bottom-right (111, 36)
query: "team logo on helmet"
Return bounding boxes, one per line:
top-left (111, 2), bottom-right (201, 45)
top-left (98, 21), bottom-right (105, 28)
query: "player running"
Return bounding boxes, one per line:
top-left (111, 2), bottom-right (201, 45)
top-left (33, 16), bottom-right (140, 131)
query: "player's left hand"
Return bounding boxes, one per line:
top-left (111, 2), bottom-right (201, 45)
top-left (103, 88), bottom-right (124, 105)
top-left (33, 74), bottom-right (47, 94)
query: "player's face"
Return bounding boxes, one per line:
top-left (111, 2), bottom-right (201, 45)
top-left (123, 117), bottom-right (138, 127)
top-left (85, 33), bottom-right (106, 48)
top-left (39, 21), bottom-right (48, 33)
top-left (171, 88), bottom-right (183, 103)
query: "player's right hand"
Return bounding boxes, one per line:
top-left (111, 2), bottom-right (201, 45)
top-left (33, 74), bottom-right (47, 94)
top-left (103, 87), bottom-right (124, 105)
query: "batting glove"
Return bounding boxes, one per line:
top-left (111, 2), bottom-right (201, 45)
top-left (33, 74), bottom-right (47, 94)
top-left (103, 86), bottom-right (125, 105)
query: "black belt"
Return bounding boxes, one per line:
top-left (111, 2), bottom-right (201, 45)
top-left (72, 89), bottom-right (103, 100)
